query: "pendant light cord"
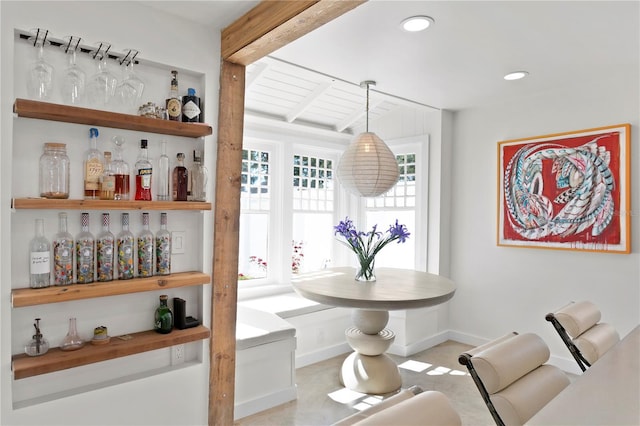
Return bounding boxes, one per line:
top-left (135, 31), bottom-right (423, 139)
top-left (365, 82), bottom-right (370, 132)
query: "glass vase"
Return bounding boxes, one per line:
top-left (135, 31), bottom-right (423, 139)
top-left (355, 257), bottom-right (376, 282)
top-left (60, 317), bottom-right (84, 351)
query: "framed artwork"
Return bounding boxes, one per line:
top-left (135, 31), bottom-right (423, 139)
top-left (498, 123), bottom-right (631, 253)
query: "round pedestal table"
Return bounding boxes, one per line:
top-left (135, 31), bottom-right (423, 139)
top-left (292, 267), bottom-right (456, 394)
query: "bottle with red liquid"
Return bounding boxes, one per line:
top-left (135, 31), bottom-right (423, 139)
top-left (134, 139), bottom-right (152, 201)
top-left (172, 153), bottom-right (188, 201)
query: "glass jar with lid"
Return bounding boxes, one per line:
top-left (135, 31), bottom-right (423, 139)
top-left (39, 142), bottom-right (70, 199)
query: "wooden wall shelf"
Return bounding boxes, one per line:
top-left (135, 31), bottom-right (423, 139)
top-left (12, 325), bottom-right (211, 380)
top-left (13, 98), bottom-right (213, 138)
top-left (11, 198), bottom-right (211, 211)
top-left (12, 271), bottom-right (211, 307)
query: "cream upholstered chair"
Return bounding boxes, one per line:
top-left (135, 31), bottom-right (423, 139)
top-left (458, 332), bottom-right (570, 426)
top-left (332, 386), bottom-right (461, 426)
top-left (546, 300), bottom-right (620, 371)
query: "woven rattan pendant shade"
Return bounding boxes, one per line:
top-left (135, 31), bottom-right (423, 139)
top-left (337, 132), bottom-right (399, 197)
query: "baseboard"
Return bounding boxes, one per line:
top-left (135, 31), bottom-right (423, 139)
top-left (388, 330), bottom-right (450, 357)
top-left (234, 386), bottom-right (298, 421)
top-left (295, 342), bottom-right (351, 368)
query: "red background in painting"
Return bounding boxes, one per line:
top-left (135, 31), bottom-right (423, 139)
top-left (502, 131), bottom-right (621, 245)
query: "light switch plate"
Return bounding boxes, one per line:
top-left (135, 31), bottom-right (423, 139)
top-left (171, 231), bottom-right (186, 254)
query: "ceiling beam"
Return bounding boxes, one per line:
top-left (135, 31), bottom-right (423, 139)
top-left (286, 81), bottom-right (332, 122)
top-left (222, 0), bottom-right (366, 65)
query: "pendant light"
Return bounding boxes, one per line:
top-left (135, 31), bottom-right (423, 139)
top-left (337, 81), bottom-right (399, 197)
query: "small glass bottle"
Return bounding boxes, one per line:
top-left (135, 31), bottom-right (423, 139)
top-left (191, 150), bottom-right (208, 202)
top-left (96, 213), bottom-right (115, 282)
top-left (39, 142), bottom-right (70, 199)
top-left (166, 70), bottom-right (181, 121)
top-left (60, 317), bottom-right (84, 351)
top-left (84, 127), bottom-right (104, 200)
top-left (134, 139), bottom-right (152, 201)
top-left (182, 88), bottom-right (201, 122)
top-left (157, 140), bottom-right (170, 201)
top-left (137, 212), bottom-right (154, 278)
top-left (112, 136), bottom-right (130, 200)
top-left (29, 218), bottom-right (51, 288)
top-left (53, 212), bottom-right (73, 286)
top-left (155, 212), bottom-right (171, 276)
top-left (25, 318), bottom-right (50, 357)
top-left (117, 213), bottom-right (135, 280)
top-left (172, 153), bottom-right (188, 201)
top-left (100, 151), bottom-right (115, 200)
top-left (154, 295), bottom-right (173, 333)
top-left (76, 212), bottom-right (95, 284)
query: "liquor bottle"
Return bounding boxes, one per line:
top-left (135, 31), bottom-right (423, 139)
top-left (137, 212), bottom-right (154, 278)
top-left (155, 212), bottom-right (171, 276)
top-left (52, 212), bottom-right (73, 286)
top-left (154, 294), bottom-right (173, 334)
top-left (117, 213), bottom-right (135, 280)
top-left (166, 70), bottom-right (181, 121)
top-left (112, 136), bottom-right (130, 200)
top-left (29, 218), bottom-right (51, 288)
top-left (96, 213), bottom-right (115, 282)
top-left (76, 212), bottom-right (95, 284)
top-left (84, 127), bottom-right (104, 200)
top-left (100, 151), bottom-right (115, 200)
top-left (191, 150), bottom-right (208, 202)
top-left (182, 88), bottom-right (201, 122)
top-left (134, 139), bottom-right (152, 201)
top-left (172, 152), bottom-right (188, 201)
top-left (157, 140), bottom-right (170, 201)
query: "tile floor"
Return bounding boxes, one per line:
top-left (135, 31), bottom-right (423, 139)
top-left (234, 340), bottom-right (494, 425)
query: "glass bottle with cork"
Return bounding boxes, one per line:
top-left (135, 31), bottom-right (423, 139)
top-left (155, 212), bottom-right (171, 275)
top-left (29, 218), bottom-right (51, 288)
top-left (172, 152), bottom-right (188, 201)
top-left (117, 212), bottom-right (135, 280)
top-left (96, 213), bottom-right (114, 282)
top-left (137, 212), bottom-right (154, 278)
top-left (76, 212), bottom-right (95, 284)
top-left (134, 139), bottom-right (152, 201)
top-left (53, 212), bottom-right (73, 286)
top-left (166, 70), bottom-right (181, 121)
top-left (84, 128), bottom-right (104, 200)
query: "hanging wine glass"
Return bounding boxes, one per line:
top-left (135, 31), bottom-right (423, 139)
top-left (26, 29), bottom-right (55, 101)
top-left (114, 49), bottom-right (145, 114)
top-left (86, 42), bottom-right (117, 110)
top-left (60, 36), bottom-right (86, 106)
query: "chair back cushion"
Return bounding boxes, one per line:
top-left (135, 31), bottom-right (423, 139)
top-left (471, 333), bottom-right (550, 394)
top-left (355, 391), bottom-right (462, 426)
top-left (574, 322), bottom-right (620, 364)
top-left (555, 301), bottom-right (601, 338)
top-left (491, 365), bottom-right (570, 425)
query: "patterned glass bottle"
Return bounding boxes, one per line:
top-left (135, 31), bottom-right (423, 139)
top-left (75, 212), bottom-right (95, 284)
top-left (117, 213), bottom-right (135, 280)
top-left (96, 213), bottom-right (114, 282)
top-left (155, 212), bottom-right (171, 275)
top-left (137, 212), bottom-right (154, 278)
top-left (53, 212), bottom-right (73, 286)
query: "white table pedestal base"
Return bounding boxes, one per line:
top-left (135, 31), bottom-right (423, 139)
top-left (339, 309), bottom-right (401, 394)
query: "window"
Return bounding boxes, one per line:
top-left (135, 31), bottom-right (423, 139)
top-left (238, 135), bottom-right (427, 287)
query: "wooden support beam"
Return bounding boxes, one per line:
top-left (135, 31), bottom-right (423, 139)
top-left (222, 0), bottom-right (366, 65)
top-left (209, 60), bottom-right (245, 426)
top-left (211, 1), bottom-right (367, 424)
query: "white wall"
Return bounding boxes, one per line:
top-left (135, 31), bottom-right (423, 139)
top-left (448, 64), bottom-right (640, 369)
top-left (1, 2), bottom-right (219, 424)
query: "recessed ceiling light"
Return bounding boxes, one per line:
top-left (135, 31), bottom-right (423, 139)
top-left (504, 71), bottom-right (529, 81)
top-left (401, 16), bottom-right (435, 32)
